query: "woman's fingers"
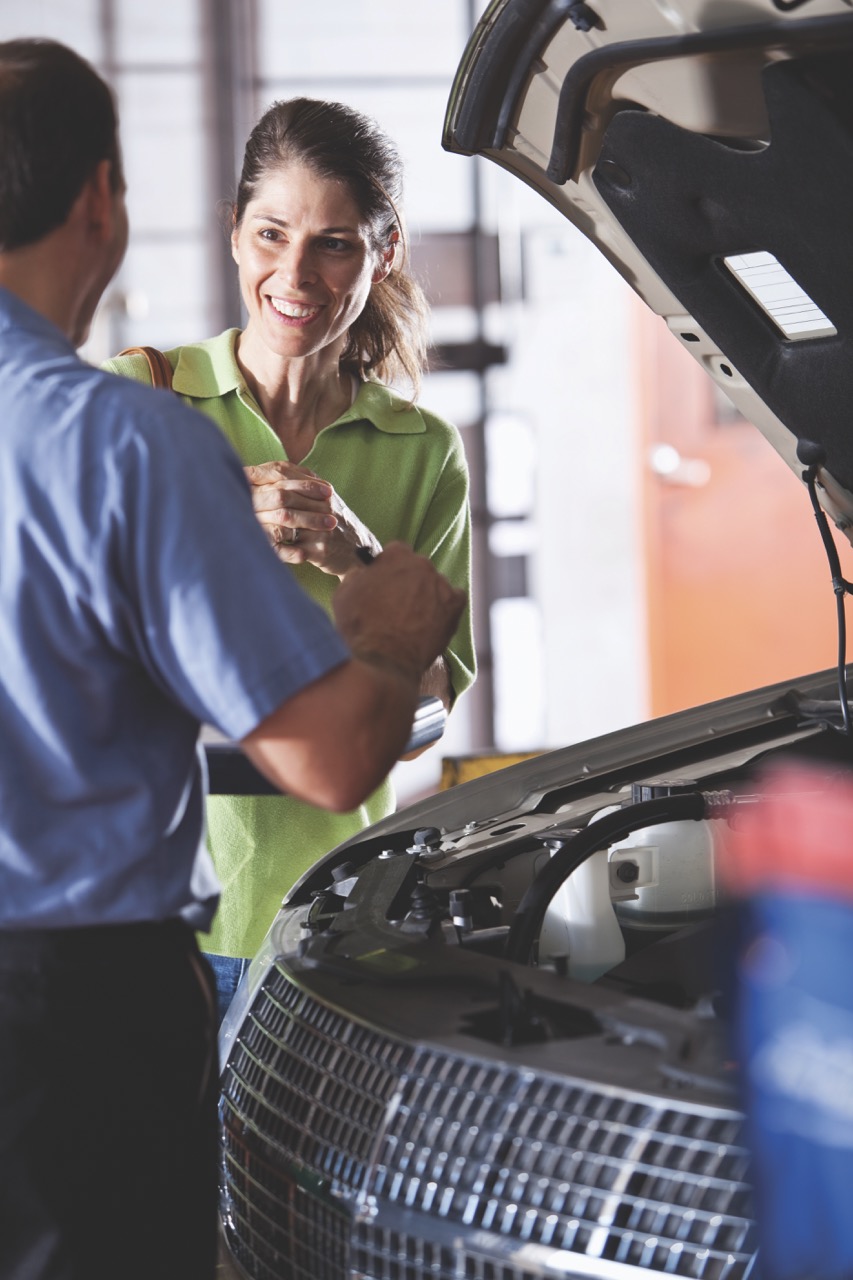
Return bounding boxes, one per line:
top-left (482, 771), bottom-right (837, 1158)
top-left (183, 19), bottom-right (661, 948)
top-left (244, 460), bottom-right (323, 486)
top-left (245, 462), bottom-right (336, 532)
top-left (245, 462), bottom-right (332, 504)
top-left (244, 464), bottom-right (378, 576)
top-left (256, 503), bottom-right (337, 534)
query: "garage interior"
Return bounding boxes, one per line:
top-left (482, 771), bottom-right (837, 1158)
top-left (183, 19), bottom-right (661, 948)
top-left (1, 4), bottom-right (849, 1279)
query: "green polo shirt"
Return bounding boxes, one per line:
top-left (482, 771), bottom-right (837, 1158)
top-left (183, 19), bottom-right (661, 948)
top-left (104, 330), bottom-right (476, 957)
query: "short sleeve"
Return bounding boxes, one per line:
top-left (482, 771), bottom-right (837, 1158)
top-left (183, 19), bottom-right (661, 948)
top-left (98, 387), bottom-right (350, 740)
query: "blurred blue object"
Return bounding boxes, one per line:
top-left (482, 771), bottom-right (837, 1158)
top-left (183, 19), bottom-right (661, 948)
top-left (732, 891), bottom-right (853, 1280)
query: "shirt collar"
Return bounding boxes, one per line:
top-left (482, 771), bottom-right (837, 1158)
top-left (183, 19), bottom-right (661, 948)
top-left (171, 328), bottom-right (243, 398)
top-left (171, 328), bottom-right (427, 436)
top-left (333, 381), bottom-right (427, 435)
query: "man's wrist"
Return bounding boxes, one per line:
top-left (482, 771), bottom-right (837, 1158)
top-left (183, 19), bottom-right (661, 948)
top-left (352, 648), bottom-right (423, 689)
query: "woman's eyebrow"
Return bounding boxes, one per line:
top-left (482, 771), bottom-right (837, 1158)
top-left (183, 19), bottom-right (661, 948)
top-left (250, 212), bottom-right (360, 235)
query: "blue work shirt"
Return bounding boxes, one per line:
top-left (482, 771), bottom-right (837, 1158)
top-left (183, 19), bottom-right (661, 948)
top-left (0, 290), bottom-right (349, 931)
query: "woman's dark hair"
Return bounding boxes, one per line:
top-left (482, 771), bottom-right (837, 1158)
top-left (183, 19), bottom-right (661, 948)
top-left (0, 38), bottom-right (122, 252)
top-left (235, 97), bottom-right (428, 394)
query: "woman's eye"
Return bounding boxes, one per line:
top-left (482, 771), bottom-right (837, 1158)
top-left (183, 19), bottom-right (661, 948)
top-left (260, 227), bottom-right (282, 242)
top-left (321, 238), bottom-right (351, 252)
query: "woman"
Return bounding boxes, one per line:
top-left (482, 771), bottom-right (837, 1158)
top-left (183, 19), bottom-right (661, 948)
top-left (105, 97), bottom-right (476, 1020)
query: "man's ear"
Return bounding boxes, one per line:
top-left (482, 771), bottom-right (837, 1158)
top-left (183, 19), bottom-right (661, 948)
top-left (64, 158), bottom-right (116, 245)
top-left (85, 158), bottom-right (118, 239)
top-left (372, 230), bottom-right (399, 284)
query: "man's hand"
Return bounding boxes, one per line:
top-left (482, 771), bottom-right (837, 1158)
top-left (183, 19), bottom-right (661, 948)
top-left (332, 541), bottom-right (467, 685)
top-left (239, 545), bottom-right (467, 810)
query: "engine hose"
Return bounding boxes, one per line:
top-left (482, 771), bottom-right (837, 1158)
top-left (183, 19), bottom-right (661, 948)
top-left (503, 792), bottom-right (708, 965)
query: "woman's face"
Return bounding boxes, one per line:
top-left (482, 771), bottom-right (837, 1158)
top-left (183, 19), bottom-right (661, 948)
top-left (231, 161), bottom-right (392, 364)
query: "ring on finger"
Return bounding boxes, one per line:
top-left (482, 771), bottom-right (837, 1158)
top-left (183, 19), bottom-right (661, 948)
top-left (286, 527), bottom-right (300, 546)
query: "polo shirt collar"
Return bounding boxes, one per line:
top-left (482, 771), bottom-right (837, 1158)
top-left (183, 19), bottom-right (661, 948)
top-left (170, 327), bottom-right (427, 435)
top-left (171, 328), bottom-right (243, 399)
top-left (334, 381), bottom-right (427, 435)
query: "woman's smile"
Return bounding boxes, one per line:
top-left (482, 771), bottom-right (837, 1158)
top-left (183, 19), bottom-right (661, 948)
top-left (268, 296), bottom-right (323, 324)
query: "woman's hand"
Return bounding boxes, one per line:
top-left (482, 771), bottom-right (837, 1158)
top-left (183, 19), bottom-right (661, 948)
top-left (245, 460), bottom-right (382, 577)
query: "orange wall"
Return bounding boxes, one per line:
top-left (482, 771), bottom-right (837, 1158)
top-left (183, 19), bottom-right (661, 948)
top-left (635, 304), bottom-right (839, 717)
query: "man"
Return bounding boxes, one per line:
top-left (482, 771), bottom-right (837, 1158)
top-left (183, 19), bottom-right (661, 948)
top-left (0, 37), bottom-right (465, 1280)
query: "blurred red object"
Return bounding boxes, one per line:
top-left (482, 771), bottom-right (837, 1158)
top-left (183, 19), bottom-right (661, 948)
top-left (718, 760), bottom-right (853, 902)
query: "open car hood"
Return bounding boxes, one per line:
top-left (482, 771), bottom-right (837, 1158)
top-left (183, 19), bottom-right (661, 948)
top-left (443, 0), bottom-right (853, 531)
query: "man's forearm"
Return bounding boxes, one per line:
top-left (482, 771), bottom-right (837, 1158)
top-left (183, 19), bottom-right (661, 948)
top-left (239, 657), bottom-right (419, 811)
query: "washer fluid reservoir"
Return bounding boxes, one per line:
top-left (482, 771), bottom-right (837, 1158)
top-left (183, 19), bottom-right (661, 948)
top-left (611, 779), bottom-right (718, 931)
top-left (539, 820), bottom-right (626, 984)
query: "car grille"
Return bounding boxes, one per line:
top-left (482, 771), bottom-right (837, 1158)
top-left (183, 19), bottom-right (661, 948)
top-left (220, 961), bottom-right (756, 1280)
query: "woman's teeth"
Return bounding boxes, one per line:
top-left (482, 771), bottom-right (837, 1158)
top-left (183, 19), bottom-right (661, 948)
top-left (271, 299), bottom-right (319, 318)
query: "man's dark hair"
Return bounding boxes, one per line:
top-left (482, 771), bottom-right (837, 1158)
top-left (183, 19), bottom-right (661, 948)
top-left (0, 38), bottom-right (122, 251)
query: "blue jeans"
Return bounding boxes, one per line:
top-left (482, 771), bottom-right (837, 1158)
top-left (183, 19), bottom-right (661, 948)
top-left (205, 951), bottom-right (251, 1025)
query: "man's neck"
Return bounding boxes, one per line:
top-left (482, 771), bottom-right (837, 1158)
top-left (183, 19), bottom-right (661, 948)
top-left (0, 234), bottom-right (81, 341)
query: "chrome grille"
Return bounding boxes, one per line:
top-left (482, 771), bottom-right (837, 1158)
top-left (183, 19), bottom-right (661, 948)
top-left (220, 963), bottom-right (755, 1280)
top-left (221, 963), bottom-right (409, 1187)
top-left (220, 962), bottom-right (411, 1278)
top-left (224, 1169), bottom-right (350, 1280)
top-left (374, 1052), bottom-right (754, 1277)
top-left (353, 1225), bottom-right (542, 1280)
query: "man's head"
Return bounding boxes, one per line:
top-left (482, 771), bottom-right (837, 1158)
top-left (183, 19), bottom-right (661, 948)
top-left (0, 38), bottom-right (124, 251)
top-left (0, 38), bottom-right (127, 345)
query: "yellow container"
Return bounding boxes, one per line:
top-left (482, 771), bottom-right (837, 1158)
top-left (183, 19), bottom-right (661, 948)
top-left (439, 751), bottom-right (545, 790)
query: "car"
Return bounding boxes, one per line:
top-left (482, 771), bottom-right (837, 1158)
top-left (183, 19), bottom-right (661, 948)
top-left (215, 4), bottom-right (853, 1278)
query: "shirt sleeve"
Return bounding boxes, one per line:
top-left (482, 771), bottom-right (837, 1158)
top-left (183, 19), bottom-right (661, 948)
top-left (100, 387), bottom-right (350, 741)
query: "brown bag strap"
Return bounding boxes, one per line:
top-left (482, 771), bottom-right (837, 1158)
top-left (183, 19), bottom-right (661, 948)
top-left (117, 345), bottom-right (174, 392)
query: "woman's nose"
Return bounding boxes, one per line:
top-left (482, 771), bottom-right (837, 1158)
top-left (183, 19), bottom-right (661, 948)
top-left (279, 243), bottom-right (316, 288)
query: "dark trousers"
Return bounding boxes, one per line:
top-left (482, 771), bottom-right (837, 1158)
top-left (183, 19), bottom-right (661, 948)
top-left (0, 919), bottom-right (218, 1280)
